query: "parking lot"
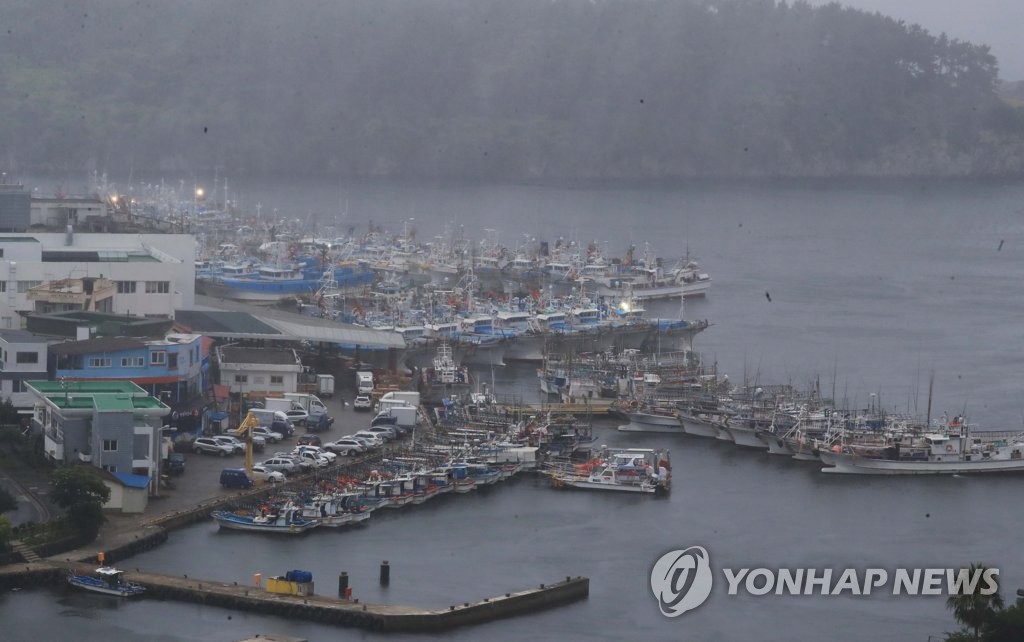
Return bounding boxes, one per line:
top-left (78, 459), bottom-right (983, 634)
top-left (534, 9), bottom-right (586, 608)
top-left (152, 389), bottom-right (386, 515)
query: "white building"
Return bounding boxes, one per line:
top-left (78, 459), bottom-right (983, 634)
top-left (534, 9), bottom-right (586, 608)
top-left (216, 345), bottom-right (303, 396)
top-left (0, 232), bottom-right (196, 328)
top-left (0, 330), bottom-right (48, 408)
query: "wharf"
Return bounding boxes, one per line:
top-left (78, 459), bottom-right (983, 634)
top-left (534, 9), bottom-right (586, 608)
top-left (507, 401), bottom-right (613, 416)
top-left (0, 563), bottom-right (589, 633)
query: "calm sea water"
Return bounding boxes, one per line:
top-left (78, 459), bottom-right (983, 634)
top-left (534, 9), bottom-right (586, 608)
top-left (5, 177), bottom-right (1024, 641)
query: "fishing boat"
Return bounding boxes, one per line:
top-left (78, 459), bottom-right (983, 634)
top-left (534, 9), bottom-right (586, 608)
top-left (820, 427), bottom-right (1024, 475)
top-left (67, 567), bottom-right (146, 597)
top-left (211, 503), bottom-right (319, 533)
top-left (547, 449), bottom-right (671, 495)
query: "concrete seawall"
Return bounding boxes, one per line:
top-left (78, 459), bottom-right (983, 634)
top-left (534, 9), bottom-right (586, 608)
top-left (0, 562), bottom-right (588, 633)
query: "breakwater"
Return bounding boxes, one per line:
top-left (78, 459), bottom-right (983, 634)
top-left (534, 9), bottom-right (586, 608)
top-left (0, 562), bottom-right (588, 633)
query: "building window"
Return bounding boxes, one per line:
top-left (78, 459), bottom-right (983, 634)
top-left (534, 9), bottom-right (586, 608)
top-left (121, 356), bottom-right (144, 367)
top-left (102, 439), bottom-right (118, 452)
top-left (234, 374), bottom-right (248, 383)
top-left (17, 280), bottom-right (42, 293)
top-left (15, 352), bottom-right (38, 364)
top-left (145, 281), bottom-right (170, 294)
top-left (270, 375), bottom-right (283, 385)
top-left (151, 351), bottom-right (166, 365)
top-left (168, 352), bottom-right (178, 370)
top-left (101, 464), bottom-right (117, 473)
top-left (116, 280), bottom-right (137, 294)
top-left (0, 249), bottom-right (4, 258)
top-left (0, 281), bottom-right (6, 293)
top-left (88, 357), bottom-right (112, 368)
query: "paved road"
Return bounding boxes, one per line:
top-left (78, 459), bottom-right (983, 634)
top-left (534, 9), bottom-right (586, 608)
top-left (0, 469), bottom-right (51, 527)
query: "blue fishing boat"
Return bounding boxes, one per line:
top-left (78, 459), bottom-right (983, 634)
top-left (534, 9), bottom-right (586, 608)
top-left (67, 566), bottom-right (146, 597)
top-left (211, 503), bottom-right (319, 534)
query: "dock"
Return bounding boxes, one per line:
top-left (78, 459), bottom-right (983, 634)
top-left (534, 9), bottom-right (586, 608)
top-left (505, 401), bottom-right (613, 416)
top-left (0, 562), bottom-right (589, 633)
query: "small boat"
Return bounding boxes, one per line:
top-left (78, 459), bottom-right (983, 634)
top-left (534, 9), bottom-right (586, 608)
top-left (67, 566), bottom-right (146, 597)
top-left (548, 449), bottom-right (671, 495)
top-left (211, 503), bottom-right (319, 533)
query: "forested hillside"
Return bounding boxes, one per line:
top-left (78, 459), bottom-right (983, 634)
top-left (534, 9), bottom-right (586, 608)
top-left (2, 0), bottom-right (1023, 179)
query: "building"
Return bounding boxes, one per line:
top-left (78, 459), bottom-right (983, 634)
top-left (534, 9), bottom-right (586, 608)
top-left (26, 276), bottom-right (116, 314)
top-left (29, 196), bottom-right (108, 230)
top-left (0, 232), bottom-right (196, 329)
top-left (0, 330), bottom-right (48, 408)
top-left (217, 345), bottom-right (303, 397)
top-left (50, 333), bottom-right (205, 405)
top-left (0, 183), bottom-right (31, 232)
top-left (26, 380), bottom-right (170, 495)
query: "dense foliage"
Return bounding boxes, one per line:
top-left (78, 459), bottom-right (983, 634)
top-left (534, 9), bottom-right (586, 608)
top-left (2, 0), bottom-right (1023, 178)
top-left (50, 465), bottom-right (110, 539)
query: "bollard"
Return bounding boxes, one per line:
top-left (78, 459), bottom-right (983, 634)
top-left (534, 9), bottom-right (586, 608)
top-left (338, 571), bottom-right (349, 597)
top-left (379, 560), bottom-right (390, 586)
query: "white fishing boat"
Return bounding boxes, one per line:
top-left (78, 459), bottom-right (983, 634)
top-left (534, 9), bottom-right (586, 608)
top-left (548, 449), bottom-right (671, 495)
top-left (821, 429), bottom-right (1024, 475)
top-left (67, 567), bottom-right (146, 597)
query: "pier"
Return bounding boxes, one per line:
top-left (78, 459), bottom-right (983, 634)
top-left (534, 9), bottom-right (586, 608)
top-left (0, 563), bottom-right (588, 633)
top-left (506, 401), bottom-right (613, 416)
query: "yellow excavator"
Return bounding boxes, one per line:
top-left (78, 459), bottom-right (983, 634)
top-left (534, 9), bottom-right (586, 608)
top-left (233, 410), bottom-right (261, 475)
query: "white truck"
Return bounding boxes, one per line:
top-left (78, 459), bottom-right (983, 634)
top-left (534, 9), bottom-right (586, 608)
top-left (375, 391), bottom-right (421, 428)
top-left (316, 374), bottom-right (335, 397)
top-left (356, 371), bottom-right (374, 394)
top-left (282, 392), bottom-right (330, 421)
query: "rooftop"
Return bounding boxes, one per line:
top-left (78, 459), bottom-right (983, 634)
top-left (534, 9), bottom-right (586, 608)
top-left (0, 329), bottom-right (48, 344)
top-left (219, 346), bottom-right (299, 366)
top-left (26, 380), bottom-right (147, 395)
top-left (50, 337), bottom-right (147, 356)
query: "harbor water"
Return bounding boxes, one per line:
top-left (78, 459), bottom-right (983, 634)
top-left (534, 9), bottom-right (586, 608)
top-left (5, 177), bottom-right (1024, 641)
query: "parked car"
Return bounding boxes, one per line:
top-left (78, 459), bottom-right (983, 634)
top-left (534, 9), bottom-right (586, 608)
top-left (366, 426), bottom-right (397, 441)
top-left (296, 433), bottom-right (322, 447)
top-left (250, 464), bottom-right (286, 484)
top-left (344, 434), bottom-right (376, 450)
top-left (292, 449), bottom-right (330, 468)
top-left (219, 468), bottom-right (254, 489)
top-left (351, 431), bottom-right (384, 447)
top-left (252, 426), bottom-right (284, 443)
top-left (306, 413), bottom-right (335, 433)
top-left (283, 409), bottom-right (309, 425)
top-left (353, 394), bottom-right (373, 410)
top-left (323, 437), bottom-right (365, 456)
top-left (294, 444), bottom-right (336, 463)
top-left (272, 452), bottom-right (314, 472)
top-left (260, 457), bottom-right (300, 475)
top-left (211, 436), bottom-right (245, 454)
top-left (165, 452), bottom-right (186, 475)
top-left (193, 437), bottom-right (235, 456)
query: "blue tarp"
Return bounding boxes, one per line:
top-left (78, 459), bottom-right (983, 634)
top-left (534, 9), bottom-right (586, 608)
top-left (112, 472), bottom-right (150, 489)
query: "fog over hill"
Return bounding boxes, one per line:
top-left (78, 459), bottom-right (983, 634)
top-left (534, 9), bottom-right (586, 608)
top-left (2, 0), bottom-right (1023, 179)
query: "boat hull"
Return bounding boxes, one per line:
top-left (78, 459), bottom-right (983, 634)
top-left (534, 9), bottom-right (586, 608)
top-left (727, 425), bottom-right (767, 449)
top-left (821, 451), bottom-right (1024, 475)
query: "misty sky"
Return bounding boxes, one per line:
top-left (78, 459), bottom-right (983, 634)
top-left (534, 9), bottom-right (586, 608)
top-left (813, 0), bottom-right (1024, 80)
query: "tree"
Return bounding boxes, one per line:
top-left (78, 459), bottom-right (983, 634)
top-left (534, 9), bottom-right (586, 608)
top-left (0, 515), bottom-right (11, 549)
top-left (50, 466), bottom-right (110, 539)
top-left (985, 601), bottom-right (1024, 642)
top-left (946, 563), bottom-right (1005, 641)
top-left (0, 486), bottom-right (16, 514)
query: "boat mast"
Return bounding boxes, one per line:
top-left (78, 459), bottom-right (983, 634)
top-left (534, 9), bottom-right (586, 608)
top-left (926, 371), bottom-right (934, 430)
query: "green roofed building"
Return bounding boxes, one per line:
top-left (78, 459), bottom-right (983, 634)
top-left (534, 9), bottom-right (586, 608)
top-left (26, 379), bottom-right (170, 504)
